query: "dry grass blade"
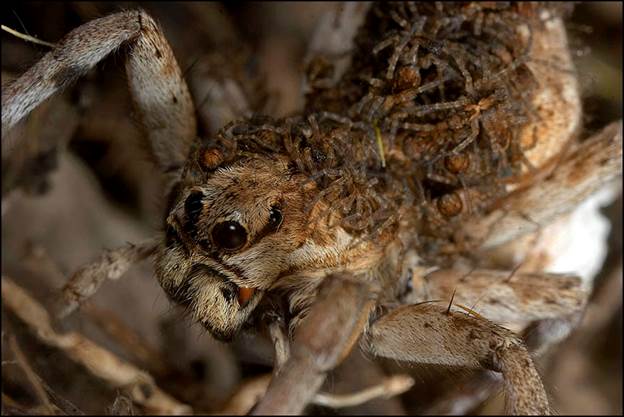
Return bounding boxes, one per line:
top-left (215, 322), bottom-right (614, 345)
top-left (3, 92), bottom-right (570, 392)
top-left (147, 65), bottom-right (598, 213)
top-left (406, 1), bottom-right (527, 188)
top-left (218, 374), bottom-right (272, 415)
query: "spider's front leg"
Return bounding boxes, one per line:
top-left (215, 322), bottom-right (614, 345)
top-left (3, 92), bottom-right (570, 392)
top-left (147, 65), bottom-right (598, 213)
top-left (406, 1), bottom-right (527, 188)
top-left (2, 10), bottom-right (199, 315)
top-left (2, 10), bottom-right (196, 182)
top-left (253, 272), bottom-right (375, 415)
top-left (397, 266), bottom-right (590, 414)
top-left (362, 302), bottom-right (551, 415)
top-left (414, 268), bottom-right (589, 355)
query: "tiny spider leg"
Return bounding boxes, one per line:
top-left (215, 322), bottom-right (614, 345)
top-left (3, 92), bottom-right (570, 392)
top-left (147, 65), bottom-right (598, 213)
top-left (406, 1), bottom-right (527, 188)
top-left (2, 10), bottom-right (197, 184)
top-left (362, 302), bottom-right (551, 415)
top-left (267, 316), bottom-right (291, 375)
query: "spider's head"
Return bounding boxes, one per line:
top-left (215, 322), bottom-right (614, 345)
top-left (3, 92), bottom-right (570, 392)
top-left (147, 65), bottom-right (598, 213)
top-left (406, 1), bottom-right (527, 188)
top-left (155, 154), bottom-right (313, 341)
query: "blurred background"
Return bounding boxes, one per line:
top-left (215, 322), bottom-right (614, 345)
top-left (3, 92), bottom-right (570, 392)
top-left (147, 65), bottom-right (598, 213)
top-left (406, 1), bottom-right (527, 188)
top-left (2, 2), bottom-right (621, 415)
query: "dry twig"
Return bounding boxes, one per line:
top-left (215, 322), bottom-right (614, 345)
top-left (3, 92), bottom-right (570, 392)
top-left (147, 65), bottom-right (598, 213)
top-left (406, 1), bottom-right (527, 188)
top-left (2, 276), bottom-right (191, 415)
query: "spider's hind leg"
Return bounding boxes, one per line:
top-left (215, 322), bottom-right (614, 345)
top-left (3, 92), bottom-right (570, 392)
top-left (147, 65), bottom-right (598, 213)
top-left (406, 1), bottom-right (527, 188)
top-left (463, 120), bottom-right (622, 250)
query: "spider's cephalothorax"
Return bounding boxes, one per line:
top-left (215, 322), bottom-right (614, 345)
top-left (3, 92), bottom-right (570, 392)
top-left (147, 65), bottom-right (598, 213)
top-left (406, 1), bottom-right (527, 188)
top-left (154, 133), bottom-right (394, 340)
top-left (155, 154), bottom-right (299, 339)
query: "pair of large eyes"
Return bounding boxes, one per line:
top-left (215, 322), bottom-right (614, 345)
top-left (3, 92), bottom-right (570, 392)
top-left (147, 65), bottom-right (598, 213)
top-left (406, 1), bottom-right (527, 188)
top-left (213, 207), bottom-right (283, 250)
top-left (184, 192), bottom-right (283, 251)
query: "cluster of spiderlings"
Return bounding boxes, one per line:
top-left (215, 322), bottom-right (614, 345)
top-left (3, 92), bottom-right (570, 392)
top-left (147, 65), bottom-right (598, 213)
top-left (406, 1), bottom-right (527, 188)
top-left (301, 2), bottom-right (571, 257)
top-left (197, 3), bottom-right (572, 260)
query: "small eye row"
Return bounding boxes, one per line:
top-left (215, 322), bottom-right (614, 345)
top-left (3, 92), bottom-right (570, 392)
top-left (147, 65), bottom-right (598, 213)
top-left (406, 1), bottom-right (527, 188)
top-left (184, 191), bottom-right (283, 252)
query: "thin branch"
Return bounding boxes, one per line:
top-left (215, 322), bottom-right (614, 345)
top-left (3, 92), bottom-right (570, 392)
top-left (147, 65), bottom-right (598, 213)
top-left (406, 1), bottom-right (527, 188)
top-left (219, 373), bottom-right (414, 414)
top-left (1, 24), bottom-right (56, 48)
top-left (313, 374), bottom-right (414, 409)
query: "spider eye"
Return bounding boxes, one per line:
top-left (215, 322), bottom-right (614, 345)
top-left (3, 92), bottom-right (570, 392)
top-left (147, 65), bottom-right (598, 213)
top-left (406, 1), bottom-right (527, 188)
top-left (212, 221), bottom-right (248, 251)
top-left (268, 206), bottom-right (282, 229)
top-left (185, 191), bottom-right (204, 221)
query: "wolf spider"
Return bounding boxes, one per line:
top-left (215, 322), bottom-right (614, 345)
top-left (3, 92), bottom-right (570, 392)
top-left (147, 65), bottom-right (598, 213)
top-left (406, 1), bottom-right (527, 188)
top-left (2, 2), bottom-right (622, 415)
